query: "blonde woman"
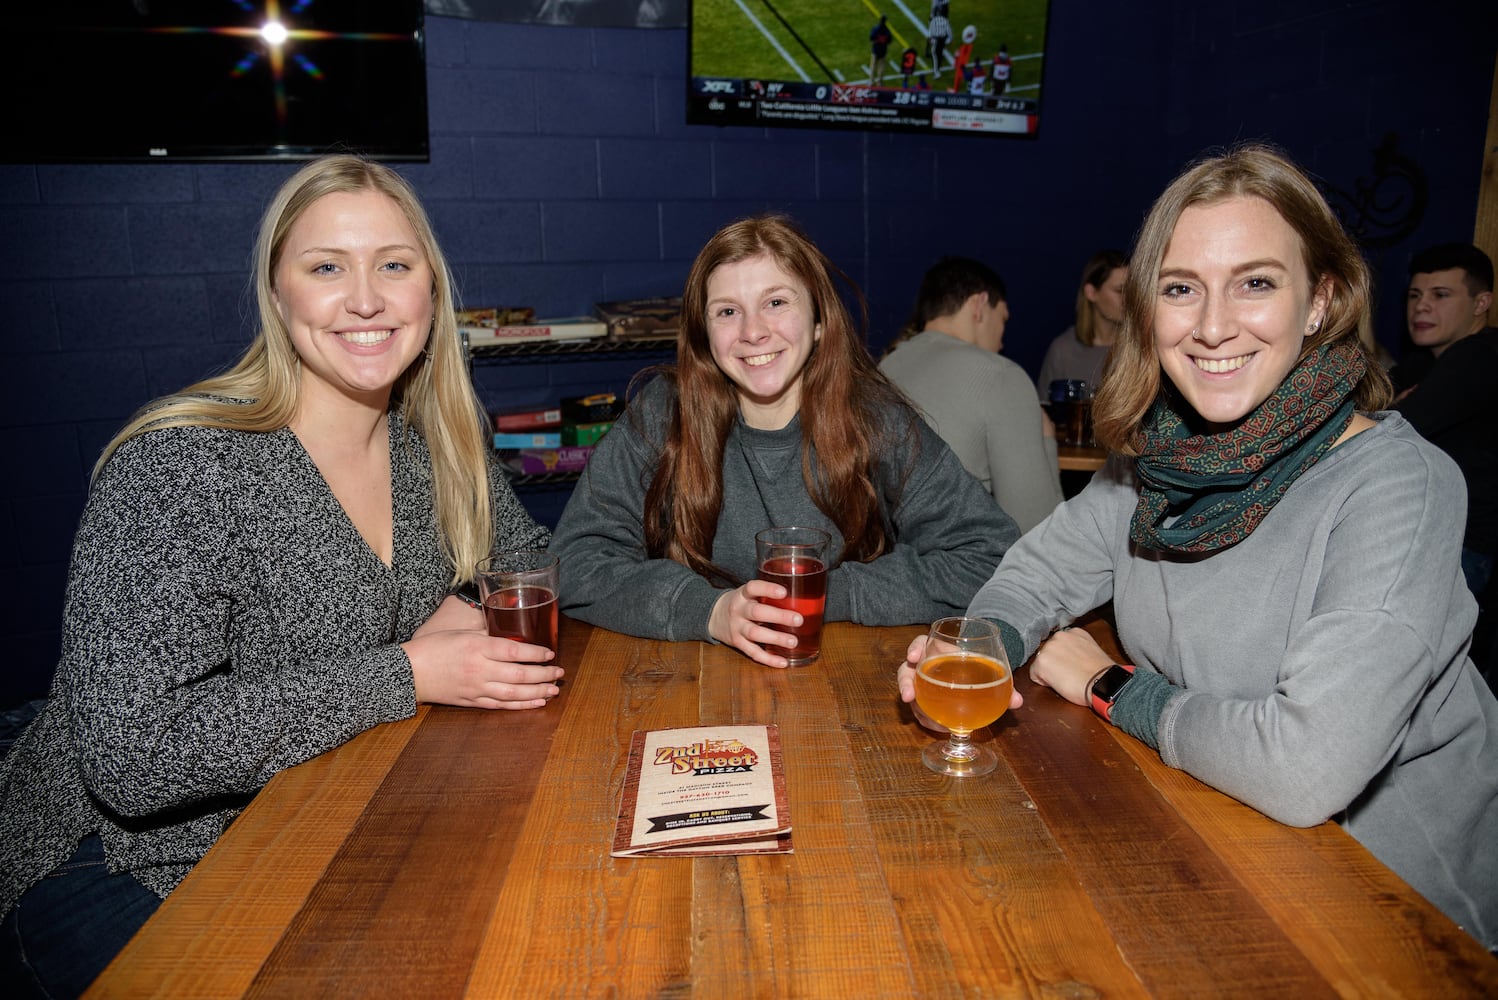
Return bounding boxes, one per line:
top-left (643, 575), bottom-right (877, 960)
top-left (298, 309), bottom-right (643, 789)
top-left (0, 155), bottom-right (554, 997)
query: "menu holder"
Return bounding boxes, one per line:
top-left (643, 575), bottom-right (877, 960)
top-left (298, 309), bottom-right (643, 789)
top-left (612, 724), bottom-right (792, 857)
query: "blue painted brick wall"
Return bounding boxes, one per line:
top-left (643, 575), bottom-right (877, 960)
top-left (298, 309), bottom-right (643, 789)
top-left (0, 2), bottom-right (1494, 705)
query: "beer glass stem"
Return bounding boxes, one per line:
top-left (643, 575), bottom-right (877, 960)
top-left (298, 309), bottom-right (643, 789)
top-left (942, 730), bottom-right (977, 762)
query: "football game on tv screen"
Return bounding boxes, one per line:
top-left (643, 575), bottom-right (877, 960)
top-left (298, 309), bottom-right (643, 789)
top-left (687, 0), bottom-right (1052, 137)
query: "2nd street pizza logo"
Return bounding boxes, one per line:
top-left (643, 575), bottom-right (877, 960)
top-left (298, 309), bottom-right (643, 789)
top-left (653, 737), bottom-right (760, 776)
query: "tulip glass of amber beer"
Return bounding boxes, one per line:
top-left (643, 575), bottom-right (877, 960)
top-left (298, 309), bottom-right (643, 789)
top-left (755, 526), bottom-right (831, 666)
top-left (913, 617), bottom-right (1012, 776)
top-left (475, 550), bottom-right (560, 663)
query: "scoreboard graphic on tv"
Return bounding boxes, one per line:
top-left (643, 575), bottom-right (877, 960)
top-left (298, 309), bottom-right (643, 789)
top-left (689, 76), bottom-right (1038, 136)
top-left (686, 0), bottom-right (1051, 139)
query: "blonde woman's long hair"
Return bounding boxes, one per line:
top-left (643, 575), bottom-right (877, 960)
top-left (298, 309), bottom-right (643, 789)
top-left (1092, 143), bottom-right (1392, 455)
top-left (92, 154), bottom-right (493, 583)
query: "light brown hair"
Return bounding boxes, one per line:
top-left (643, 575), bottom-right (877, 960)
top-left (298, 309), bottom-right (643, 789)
top-left (1074, 249), bottom-right (1128, 347)
top-left (1092, 143), bottom-right (1392, 454)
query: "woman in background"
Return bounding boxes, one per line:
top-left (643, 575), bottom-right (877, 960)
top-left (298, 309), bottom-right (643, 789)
top-left (0, 155), bottom-right (557, 997)
top-left (551, 213), bottom-right (1016, 668)
top-left (1035, 248), bottom-right (1128, 400)
top-left (902, 144), bottom-right (1498, 949)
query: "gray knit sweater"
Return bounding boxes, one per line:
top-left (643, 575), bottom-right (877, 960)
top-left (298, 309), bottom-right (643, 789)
top-left (0, 413), bottom-right (547, 914)
top-left (550, 377), bottom-right (1018, 641)
top-left (971, 412), bottom-right (1498, 948)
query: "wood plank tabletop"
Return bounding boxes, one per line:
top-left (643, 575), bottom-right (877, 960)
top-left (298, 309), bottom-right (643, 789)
top-left (1057, 444), bottom-right (1108, 472)
top-left (87, 615), bottom-right (1498, 998)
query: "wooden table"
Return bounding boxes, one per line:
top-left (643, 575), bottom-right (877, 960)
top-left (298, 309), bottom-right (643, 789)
top-left (1057, 444), bottom-right (1108, 472)
top-left (88, 616), bottom-right (1498, 998)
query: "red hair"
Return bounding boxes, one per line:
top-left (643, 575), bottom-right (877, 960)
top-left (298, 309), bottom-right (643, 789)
top-left (641, 213), bottom-right (915, 582)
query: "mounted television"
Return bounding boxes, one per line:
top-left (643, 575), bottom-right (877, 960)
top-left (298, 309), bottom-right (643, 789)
top-left (5, 1), bottom-right (428, 163)
top-left (687, 0), bottom-right (1051, 137)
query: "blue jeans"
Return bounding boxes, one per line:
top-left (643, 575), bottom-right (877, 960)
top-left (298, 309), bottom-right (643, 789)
top-left (0, 836), bottom-right (160, 999)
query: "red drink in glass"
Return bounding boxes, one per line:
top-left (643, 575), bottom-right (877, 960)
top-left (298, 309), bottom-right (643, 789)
top-left (482, 585), bottom-right (559, 659)
top-left (758, 555), bottom-right (828, 665)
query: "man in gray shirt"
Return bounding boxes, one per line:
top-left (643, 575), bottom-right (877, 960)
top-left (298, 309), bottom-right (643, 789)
top-left (881, 257), bottom-right (1064, 533)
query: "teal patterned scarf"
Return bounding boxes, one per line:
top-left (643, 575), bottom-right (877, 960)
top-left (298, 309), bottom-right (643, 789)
top-left (1129, 340), bottom-right (1365, 553)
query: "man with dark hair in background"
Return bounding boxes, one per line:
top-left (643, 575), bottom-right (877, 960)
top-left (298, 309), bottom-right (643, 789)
top-left (1392, 243), bottom-right (1497, 598)
top-left (879, 256), bottom-right (1063, 533)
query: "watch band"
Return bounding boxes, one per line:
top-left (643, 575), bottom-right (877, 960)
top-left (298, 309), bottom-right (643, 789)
top-left (1088, 663), bottom-right (1136, 722)
top-left (453, 582), bottom-right (484, 610)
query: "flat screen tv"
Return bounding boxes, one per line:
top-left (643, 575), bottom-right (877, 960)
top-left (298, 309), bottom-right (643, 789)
top-left (5, 1), bottom-right (428, 163)
top-left (687, 0), bottom-right (1051, 137)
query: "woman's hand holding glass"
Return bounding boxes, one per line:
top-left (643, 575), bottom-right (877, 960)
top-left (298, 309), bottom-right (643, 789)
top-left (897, 631), bottom-right (1024, 724)
top-left (709, 581), bottom-right (805, 669)
top-left (907, 617), bottom-right (1015, 776)
top-left (404, 595), bottom-right (563, 709)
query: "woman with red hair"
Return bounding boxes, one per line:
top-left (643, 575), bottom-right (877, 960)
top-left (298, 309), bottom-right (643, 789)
top-left (551, 213), bottom-right (1016, 667)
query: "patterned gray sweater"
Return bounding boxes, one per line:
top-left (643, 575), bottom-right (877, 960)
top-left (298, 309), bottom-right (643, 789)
top-left (0, 413), bottom-right (546, 913)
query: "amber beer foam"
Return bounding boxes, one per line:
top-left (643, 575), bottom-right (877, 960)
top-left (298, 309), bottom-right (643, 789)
top-left (914, 654), bottom-right (1012, 733)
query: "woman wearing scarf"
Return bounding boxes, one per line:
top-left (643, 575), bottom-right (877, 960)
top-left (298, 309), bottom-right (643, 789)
top-left (899, 144), bottom-right (1498, 951)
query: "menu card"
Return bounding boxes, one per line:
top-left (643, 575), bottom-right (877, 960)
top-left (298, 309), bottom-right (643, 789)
top-left (612, 724), bottom-right (792, 857)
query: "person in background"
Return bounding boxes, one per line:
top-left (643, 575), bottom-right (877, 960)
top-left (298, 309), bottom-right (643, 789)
top-left (1390, 242), bottom-right (1497, 597)
top-left (899, 144), bottom-right (1498, 950)
top-left (880, 256), bottom-right (1063, 533)
top-left (949, 23), bottom-right (976, 93)
top-left (991, 43), bottom-right (1012, 96)
top-left (900, 46), bottom-right (922, 89)
top-left (550, 214), bottom-right (1017, 668)
top-left (0, 155), bottom-right (557, 998)
top-left (1035, 249), bottom-right (1128, 401)
top-left (927, 1), bottom-right (952, 78)
top-left (965, 53), bottom-right (988, 95)
top-left (869, 15), bottom-right (893, 85)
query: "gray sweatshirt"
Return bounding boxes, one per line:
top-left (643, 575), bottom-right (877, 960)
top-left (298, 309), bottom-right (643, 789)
top-left (550, 377), bottom-right (1018, 640)
top-left (0, 414), bottom-right (548, 913)
top-left (1034, 325), bottom-right (1112, 402)
top-left (971, 412), bottom-right (1498, 948)
top-left (880, 330), bottom-right (1063, 533)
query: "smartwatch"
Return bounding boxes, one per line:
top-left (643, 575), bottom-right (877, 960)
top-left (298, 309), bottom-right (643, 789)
top-left (453, 581), bottom-right (484, 610)
top-left (1088, 663), bottom-right (1136, 722)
